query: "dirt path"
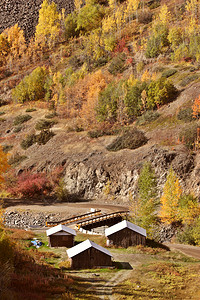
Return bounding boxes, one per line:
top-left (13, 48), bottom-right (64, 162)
top-left (4, 201), bottom-right (129, 219)
top-left (164, 242), bottom-right (200, 260)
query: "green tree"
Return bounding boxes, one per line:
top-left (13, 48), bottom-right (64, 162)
top-left (35, 0), bottom-right (61, 47)
top-left (131, 162), bottom-right (158, 237)
top-left (160, 167), bottom-right (182, 224)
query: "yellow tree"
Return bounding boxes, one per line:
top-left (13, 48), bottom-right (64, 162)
top-left (3, 24), bottom-right (26, 70)
top-left (35, 0), bottom-right (61, 48)
top-left (160, 167), bottom-right (182, 224)
top-left (0, 146), bottom-right (9, 185)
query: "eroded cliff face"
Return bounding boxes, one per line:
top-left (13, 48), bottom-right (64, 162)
top-left (0, 0), bottom-right (74, 39)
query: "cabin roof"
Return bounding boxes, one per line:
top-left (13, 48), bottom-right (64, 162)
top-left (105, 220), bottom-right (147, 237)
top-left (67, 239), bottom-right (112, 258)
top-left (46, 224), bottom-right (76, 236)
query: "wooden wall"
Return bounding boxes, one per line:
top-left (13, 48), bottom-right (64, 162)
top-left (70, 248), bottom-right (112, 269)
top-left (49, 234), bottom-right (74, 247)
top-left (107, 228), bottom-right (146, 248)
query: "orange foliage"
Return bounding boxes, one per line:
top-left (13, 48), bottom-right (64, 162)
top-left (192, 94), bottom-right (200, 119)
top-left (0, 145), bottom-right (9, 184)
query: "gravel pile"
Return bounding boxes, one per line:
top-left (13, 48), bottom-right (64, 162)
top-left (4, 210), bottom-right (62, 229)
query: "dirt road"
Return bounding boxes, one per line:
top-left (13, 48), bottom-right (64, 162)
top-left (164, 242), bottom-right (200, 260)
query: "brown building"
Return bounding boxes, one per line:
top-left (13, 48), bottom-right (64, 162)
top-left (46, 224), bottom-right (76, 247)
top-left (67, 239), bottom-right (112, 269)
top-left (105, 220), bottom-right (146, 248)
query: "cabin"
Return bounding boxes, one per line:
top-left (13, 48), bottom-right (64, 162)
top-left (105, 220), bottom-right (146, 248)
top-left (67, 239), bottom-right (112, 269)
top-left (46, 224), bottom-right (76, 247)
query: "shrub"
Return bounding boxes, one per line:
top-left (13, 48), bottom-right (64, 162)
top-left (106, 128), bottom-right (148, 151)
top-left (11, 171), bottom-right (52, 198)
top-left (13, 125), bottom-right (23, 133)
top-left (12, 67), bottom-right (47, 103)
top-left (45, 112), bottom-right (57, 119)
top-left (20, 134), bottom-right (37, 150)
top-left (162, 69), bottom-right (177, 78)
top-left (137, 8), bottom-right (152, 24)
top-left (136, 110), bottom-right (160, 125)
top-left (35, 119), bottom-right (57, 131)
top-left (88, 123), bottom-right (121, 138)
top-left (0, 232), bottom-right (14, 264)
top-left (64, 12), bottom-right (79, 40)
top-left (0, 118), bottom-right (6, 122)
top-left (13, 114), bottom-right (32, 126)
top-left (147, 78), bottom-right (178, 109)
top-left (36, 130), bottom-right (55, 145)
top-left (8, 153), bottom-right (27, 166)
top-left (25, 108), bottom-right (37, 112)
top-left (179, 74), bottom-right (199, 87)
top-left (108, 53), bottom-right (127, 75)
top-left (0, 111), bottom-right (5, 116)
top-left (177, 107), bottom-right (193, 122)
top-left (2, 144), bottom-right (13, 153)
top-left (179, 124), bottom-right (198, 149)
top-left (177, 217), bottom-right (200, 246)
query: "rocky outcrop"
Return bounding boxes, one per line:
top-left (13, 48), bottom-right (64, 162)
top-left (0, 0), bottom-right (74, 39)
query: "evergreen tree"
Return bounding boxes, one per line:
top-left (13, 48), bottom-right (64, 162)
top-left (130, 161), bottom-right (158, 237)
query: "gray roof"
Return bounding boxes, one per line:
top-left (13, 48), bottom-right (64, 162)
top-left (46, 224), bottom-right (76, 236)
top-left (105, 220), bottom-right (146, 237)
top-left (67, 239), bottom-right (112, 258)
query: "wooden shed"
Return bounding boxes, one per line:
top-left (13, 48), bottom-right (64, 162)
top-left (105, 220), bottom-right (146, 248)
top-left (67, 239), bottom-right (112, 269)
top-left (46, 224), bottom-right (76, 247)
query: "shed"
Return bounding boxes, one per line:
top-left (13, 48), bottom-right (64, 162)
top-left (67, 239), bottom-right (112, 269)
top-left (105, 220), bottom-right (146, 248)
top-left (46, 224), bottom-right (76, 247)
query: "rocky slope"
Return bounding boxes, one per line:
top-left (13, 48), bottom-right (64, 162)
top-left (1, 81), bottom-right (200, 203)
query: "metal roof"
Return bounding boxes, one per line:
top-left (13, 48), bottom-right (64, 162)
top-left (46, 224), bottom-right (76, 236)
top-left (67, 239), bottom-right (112, 258)
top-left (105, 220), bottom-right (146, 237)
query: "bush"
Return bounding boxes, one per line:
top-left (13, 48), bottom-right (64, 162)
top-left (2, 144), bottom-right (13, 153)
top-left (179, 74), bottom-right (199, 87)
top-left (136, 110), bottom-right (160, 125)
top-left (179, 124), bottom-right (198, 149)
top-left (177, 107), bottom-right (193, 122)
top-left (25, 108), bottom-right (37, 112)
top-left (88, 124), bottom-right (121, 138)
top-left (13, 125), bottom-right (23, 133)
top-left (0, 111), bottom-right (5, 116)
top-left (12, 67), bottom-right (48, 103)
top-left (36, 130), bottom-right (55, 145)
top-left (108, 53), bottom-right (127, 75)
top-left (177, 217), bottom-right (200, 246)
top-left (45, 112), bottom-right (57, 119)
top-left (35, 119), bottom-right (57, 131)
top-left (147, 78), bottom-right (178, 109)
top-left (137, 9), bottom-right (152, 24)
top-left (162, 69), bottom-right (177, 78)
top-left (106, 128), bottom-right (148, 151)
top-left (20, 134), bottom-right (37, 150)
top-left (8, 153), bottom-right (27, 166)
top-left (11, 171), bottom-right (52, 198)
top-left (13, 114), bottom-right (32, 126)
top-left (64, 12), bottom-right (79, 40)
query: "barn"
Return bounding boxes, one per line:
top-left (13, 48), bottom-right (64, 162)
top-left (105, 220), bottom-right (146, 248)
top-left (67, 239), bottom-right (112, 269)
top-left (46, 224), bottom-right (76, 247)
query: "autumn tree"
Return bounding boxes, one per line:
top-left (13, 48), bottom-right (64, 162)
top-left (0, 146), bottom-right (9, 186)
top-left (160, 167), bottom-right (182, 224)
top-left (178, 193), bottom-right (200, 225)
top-left (35, 0), bottom-right (61, 48)
top-left (192, 94), bottom-right (200, 119)
top-left (130, 161), bottom-right (158, 237)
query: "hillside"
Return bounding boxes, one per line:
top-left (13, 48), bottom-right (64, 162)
top-left (0, 0), bottom-right (200, 236)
